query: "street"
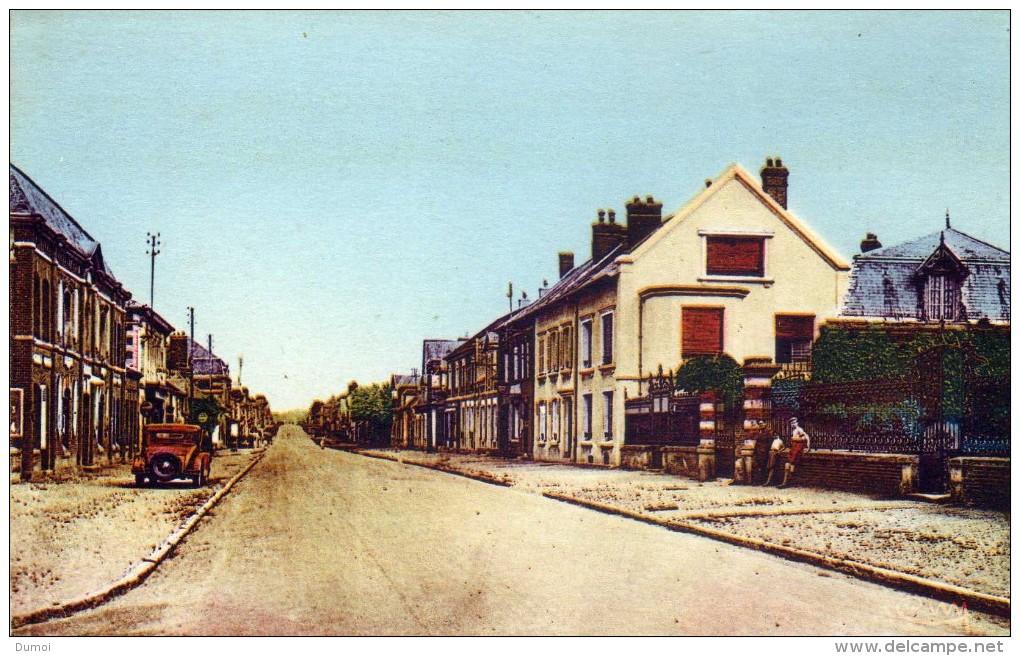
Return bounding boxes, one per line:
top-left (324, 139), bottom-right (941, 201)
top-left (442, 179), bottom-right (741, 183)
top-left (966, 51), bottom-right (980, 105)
top-left (15, 425), bottom-right (1006, 636)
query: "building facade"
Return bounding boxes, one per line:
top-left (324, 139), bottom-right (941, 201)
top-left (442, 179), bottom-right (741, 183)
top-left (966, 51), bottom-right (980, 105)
top-left (526, 159), bottom-right (850, 465)
top-left (10, 165), bottom-right (135, 479)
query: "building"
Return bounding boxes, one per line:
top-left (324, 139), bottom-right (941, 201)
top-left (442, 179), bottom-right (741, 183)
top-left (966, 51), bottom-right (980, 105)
top-left (10, 164), bottom-right (134, 479)
top-left (446, 323), bottom-right (501, 453)
top-left (389, 373), bottom-right (420, 449)
top-left (415, 339), bottom-right (464, 450)
top-left (126, 302), bottom-right (186, 426)
top-left (522, 158), bottom-right (851, 465)
top-left (840, 220), bottom-right (1010, 324)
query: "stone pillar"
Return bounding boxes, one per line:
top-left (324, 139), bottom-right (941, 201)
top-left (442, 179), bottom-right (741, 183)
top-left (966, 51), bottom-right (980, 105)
top-left (739, 357), bottom-right (781, 484)
top-left (697, 391), bottom-right (717, 481)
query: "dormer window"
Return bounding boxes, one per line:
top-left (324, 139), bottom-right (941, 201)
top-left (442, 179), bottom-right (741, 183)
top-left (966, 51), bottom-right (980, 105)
top-left (914, 234), bottom-right (968, 323)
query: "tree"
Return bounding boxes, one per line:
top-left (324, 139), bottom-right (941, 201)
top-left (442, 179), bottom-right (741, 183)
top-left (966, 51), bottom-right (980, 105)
top-left (348, 382), bottom-right (393, 436)
top-left (674, 353), bottom-right (743, 409)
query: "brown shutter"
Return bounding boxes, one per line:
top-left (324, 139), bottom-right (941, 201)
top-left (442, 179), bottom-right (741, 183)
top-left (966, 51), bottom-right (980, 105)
top-left (706, 237), bottom-right (764, 276)
top-left (775, 315), bottom-right (814, 339)
top-left (682, 307), bottom-right (724, 356)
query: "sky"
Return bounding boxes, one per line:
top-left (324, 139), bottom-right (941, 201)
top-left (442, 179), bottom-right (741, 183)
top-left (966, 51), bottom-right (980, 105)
top-left (9, 10), bottom-right (1010, 412)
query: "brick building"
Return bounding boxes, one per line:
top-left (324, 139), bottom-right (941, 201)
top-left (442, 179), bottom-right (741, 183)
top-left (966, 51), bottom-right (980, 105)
top-left (10, 164), bottom-right (134, 479)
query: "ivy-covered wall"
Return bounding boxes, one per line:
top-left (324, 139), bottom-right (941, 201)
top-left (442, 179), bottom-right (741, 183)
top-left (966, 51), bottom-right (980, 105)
top-left (812, 321), bottom-right (1010, 383)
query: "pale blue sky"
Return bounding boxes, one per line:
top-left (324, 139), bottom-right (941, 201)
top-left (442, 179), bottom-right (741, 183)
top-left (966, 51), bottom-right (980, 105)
top-left (10, 10), bottom-right (1010, 411)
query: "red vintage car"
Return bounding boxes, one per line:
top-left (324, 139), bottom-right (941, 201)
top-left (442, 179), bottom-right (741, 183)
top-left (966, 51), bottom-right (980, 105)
top-left (133, 423), bottom-right (213, 487)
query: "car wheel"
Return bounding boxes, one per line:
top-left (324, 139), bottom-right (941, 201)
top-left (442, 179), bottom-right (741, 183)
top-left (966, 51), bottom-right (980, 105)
top-left (196, 464), bottom-right (207, 487)
top-left (150, 454), bottom-right (181, 481)
top-left (135, 474), bottom-right (146, 487)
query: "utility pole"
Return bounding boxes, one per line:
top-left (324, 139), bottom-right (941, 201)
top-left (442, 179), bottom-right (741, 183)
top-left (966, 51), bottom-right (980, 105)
top-left (238, 354), bottom-right (243, 387)
top-left (187, 307), bottom-right (195, 420)
top-left (146, 232), bottom-right (161, 309)
top-left (507, 282), bottom-right (513, 313)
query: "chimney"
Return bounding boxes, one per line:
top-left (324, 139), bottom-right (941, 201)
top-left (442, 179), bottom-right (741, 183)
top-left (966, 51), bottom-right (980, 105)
top-left (625, 194), bottom-right (663, 249)
top-left (167, 331), bottom-right (191, 372)
top-left (860, 232), bottom-right (882, 253)
top-left (760, 156), bottom-right (790, 209)
top-left (558, 251), bottom-right (575, 278)
top-left (591, 208), bottom-right (626, 262)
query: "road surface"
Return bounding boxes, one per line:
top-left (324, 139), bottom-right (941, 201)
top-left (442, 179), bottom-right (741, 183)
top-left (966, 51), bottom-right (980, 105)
top-left (16, 425), bottom-right (1006, 636)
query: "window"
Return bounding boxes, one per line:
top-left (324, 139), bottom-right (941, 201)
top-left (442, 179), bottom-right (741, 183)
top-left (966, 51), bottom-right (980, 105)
top-left (538, 336), bottom-right (546, 374)
top-left (582, 394), bottom-right (593, 439)
top-left (538, 403), bottom-right (547, 441)
top-left (550, 399), bottom-right (560, 441)
top-left (601, 312), bottom-right (614, 365)
top-left (550, 332), bottom-right (559, 371)
top-left (41, 279), bottom-right (51, 342)
top-left (923, 275), bottom-right (961, 322)
top-left (561, 326), bottom-right (573, 369)
top-left (706, 236), bottom-right (765, 277)
top-left (603, 392), bottom-right (614, 439)
top-left (564, 399), bottom-right (573, 444)
top-left (32, 273), bottom-right (41, 337)
top-left (682, 307), bottom-right (724, 357)
top-left (775, 315), bottom-right (814, 364)
top-left (580, 319), bottom-right (593, 368)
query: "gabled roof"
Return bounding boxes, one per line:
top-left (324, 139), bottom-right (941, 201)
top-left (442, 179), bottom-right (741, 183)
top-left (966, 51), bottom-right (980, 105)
top-left (629, 163), bottom-right (850, 271)
top-left (9, 164), bottom-right (115, 277)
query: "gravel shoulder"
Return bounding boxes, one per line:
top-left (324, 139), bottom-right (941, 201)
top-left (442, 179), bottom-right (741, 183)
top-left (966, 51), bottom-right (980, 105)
top-left (359, 448), bottom-right (1010, 602)
top-left (9, 448), bottom-right (264, 617)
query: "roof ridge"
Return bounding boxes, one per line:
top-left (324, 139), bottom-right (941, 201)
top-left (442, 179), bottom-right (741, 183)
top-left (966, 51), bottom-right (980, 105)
top-left (9, 164), bottom-right (100, 248)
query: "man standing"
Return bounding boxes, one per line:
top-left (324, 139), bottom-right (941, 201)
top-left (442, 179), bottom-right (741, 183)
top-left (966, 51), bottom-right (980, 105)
top-left (779, 417), bottom-right (810, 489)
top-left (763, 433), bottom-right (786, 486)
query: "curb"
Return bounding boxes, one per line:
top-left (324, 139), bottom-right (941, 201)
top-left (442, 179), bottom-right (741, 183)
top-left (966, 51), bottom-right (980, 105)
top-left (542, 491), bottom-right (1010, 618)
top-left (356, 450), bottom-right (512, 487)
top-left (12, 449), bottom-right (267, 629)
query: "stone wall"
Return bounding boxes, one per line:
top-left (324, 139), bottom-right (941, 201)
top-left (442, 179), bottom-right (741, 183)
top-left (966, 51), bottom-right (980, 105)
top-left (777, 450), bottom-right (918, 497)
top-left (949, 457), bottom-right (1009, 510)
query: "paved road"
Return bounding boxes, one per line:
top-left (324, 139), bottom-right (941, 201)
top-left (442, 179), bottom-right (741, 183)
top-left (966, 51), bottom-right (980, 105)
top-left (16, 426), bottom-right (1006, 636)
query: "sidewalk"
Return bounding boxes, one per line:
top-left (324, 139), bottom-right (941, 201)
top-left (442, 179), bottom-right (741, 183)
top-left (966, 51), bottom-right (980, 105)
top-left (359, 449), bottom-right (1009, 612)
top-left (10, 447), bottom-right (263, 619)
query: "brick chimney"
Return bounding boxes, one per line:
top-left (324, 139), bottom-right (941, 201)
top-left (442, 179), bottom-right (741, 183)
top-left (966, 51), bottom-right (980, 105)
top-left (625, 194), bottom-right (663, 249)
top-left (558, 251), bottom-right (575, 278)
top-left (167, 331), bottom-right (191, 372)
top-left (760, 157), bottom-right (789, 209)
top-left (860, 232), bottom-right (882, 253)
top-left (591, 209), bottom-right (626, 262)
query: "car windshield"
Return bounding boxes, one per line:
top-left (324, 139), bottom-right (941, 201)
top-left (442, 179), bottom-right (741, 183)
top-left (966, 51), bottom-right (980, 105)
top-left (150, 432), bottom-right (196, 443)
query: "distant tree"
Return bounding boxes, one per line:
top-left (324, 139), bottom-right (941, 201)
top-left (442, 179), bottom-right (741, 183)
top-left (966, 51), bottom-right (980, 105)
top-left (348, 382), bottom-right (393, 435)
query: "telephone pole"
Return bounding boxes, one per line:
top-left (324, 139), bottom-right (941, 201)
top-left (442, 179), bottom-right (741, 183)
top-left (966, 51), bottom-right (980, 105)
top-left (187, 307), bottom-right (195, 417)
top-left (238, 354), bottom-right (244, 387)
top-left (146, 232), bottom-right (161, 309)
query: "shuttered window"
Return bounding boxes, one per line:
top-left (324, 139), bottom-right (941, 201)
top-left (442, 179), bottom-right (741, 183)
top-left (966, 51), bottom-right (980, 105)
top-left (775, 315), bottom-right (814, 340)
top-left (682, 307), bottom-right (724, 357)
top-left (706, 236), bottom-right (765, 277)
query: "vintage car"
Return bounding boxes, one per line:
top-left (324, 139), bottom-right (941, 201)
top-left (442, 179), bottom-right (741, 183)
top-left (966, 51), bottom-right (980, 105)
top-left (133, 423), bottom-right (213, 487)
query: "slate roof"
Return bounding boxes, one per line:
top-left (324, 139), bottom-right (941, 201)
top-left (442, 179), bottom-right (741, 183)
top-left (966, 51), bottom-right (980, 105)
top-left (390, 374), bottom-right (418, 388)
top-left (422, 339), bottom-right (465, 364)
top-left (496, 243), bottom-right (626, 328)
top-left (190, 340), bottom-right (230, 376)
top-left (9, 164), bottom-right (115, 277)
top-left (841, 228), bottom-right (1010, 322)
